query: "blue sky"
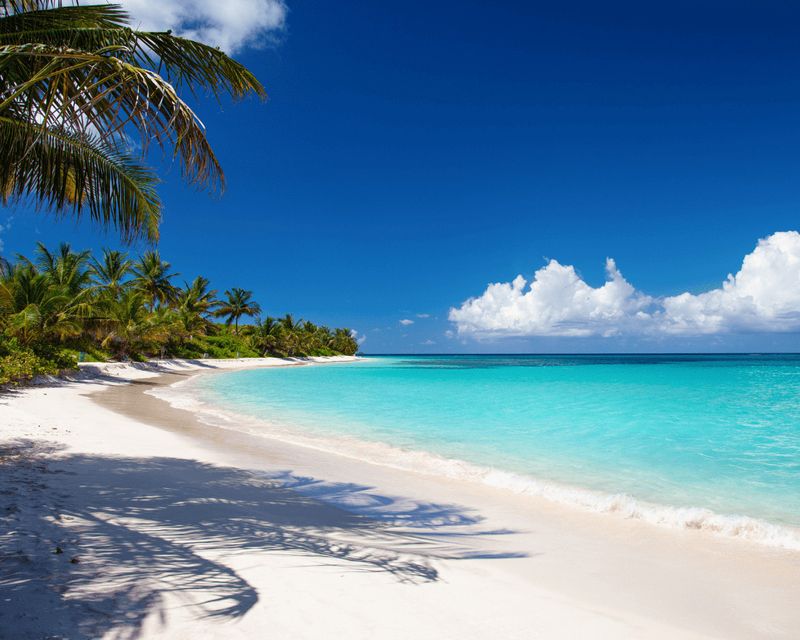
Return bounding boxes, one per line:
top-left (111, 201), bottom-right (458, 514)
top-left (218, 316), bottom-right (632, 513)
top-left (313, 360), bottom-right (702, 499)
top-left (3, 1), bottom-right (800, 353)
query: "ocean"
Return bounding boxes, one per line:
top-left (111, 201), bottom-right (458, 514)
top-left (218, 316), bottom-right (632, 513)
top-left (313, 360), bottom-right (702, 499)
top-left (160, 354), bottom-right (800, 549)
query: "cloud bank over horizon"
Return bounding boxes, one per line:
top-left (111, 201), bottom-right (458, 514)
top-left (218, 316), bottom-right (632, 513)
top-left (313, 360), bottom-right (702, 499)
top-left (449, 231), bottom-right (800, 339)
top-left (123, 0), bottom-right (287, 53)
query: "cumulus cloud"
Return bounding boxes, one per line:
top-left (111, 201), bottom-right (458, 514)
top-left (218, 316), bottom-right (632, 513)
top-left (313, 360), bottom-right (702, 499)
top-left (449, 231), bottom-right (800, 338)
top-left (399, 318), bottom-right (414, 326)
top-left (123, 0), bottom-right (287, 53)
top-left (350, 329), bottom-right (366, 346)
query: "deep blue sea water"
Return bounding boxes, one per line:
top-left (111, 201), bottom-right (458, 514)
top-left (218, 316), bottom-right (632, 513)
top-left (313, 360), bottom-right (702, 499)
top-left (177, 355), bottom-right (800, 547)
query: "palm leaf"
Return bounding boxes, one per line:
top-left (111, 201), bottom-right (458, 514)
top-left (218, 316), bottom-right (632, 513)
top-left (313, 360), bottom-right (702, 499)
top-left (0, 5), bottom-right (266, 99)
top-left (0, 116), bottom-right (161, 240)
top-left (1, 44), bottom-right (226, 189)
top-left (0, 4), bottom-right (128, 35)
top-left (132, 32), bottom-right (266, 100)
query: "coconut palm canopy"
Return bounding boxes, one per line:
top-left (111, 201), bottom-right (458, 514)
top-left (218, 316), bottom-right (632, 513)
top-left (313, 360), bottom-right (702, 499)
top-left (215, 287), bottom-right (262, 334)
top-left (0, 242), bottom-right (359, 383)
top-left (0, 1), bottom-right (265, 242)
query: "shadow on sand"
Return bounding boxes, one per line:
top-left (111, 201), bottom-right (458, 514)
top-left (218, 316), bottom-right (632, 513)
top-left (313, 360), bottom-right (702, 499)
top-left (0, 440), bottom-right (524, 639)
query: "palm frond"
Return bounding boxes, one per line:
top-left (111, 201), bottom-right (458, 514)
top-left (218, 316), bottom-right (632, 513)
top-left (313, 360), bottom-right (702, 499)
top-left (0, 5), bottom-right (265, 99)
top-left (0, 116), bottom-right (161, 241)
top-left (0, 4), bottom-right (129, 36)
top-left (132, 32), bottom-right (266, 100)
top-left (1, 44), bottom-right (225, 190)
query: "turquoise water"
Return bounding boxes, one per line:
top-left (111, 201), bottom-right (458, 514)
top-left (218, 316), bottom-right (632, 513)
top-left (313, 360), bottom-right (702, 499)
top-left (187, 355), bottom-right (800, 541)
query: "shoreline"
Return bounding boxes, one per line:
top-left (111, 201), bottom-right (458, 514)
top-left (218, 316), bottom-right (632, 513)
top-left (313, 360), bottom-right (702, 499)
top-left (147, 364), bottom-right (800, 552)
top-left (2, 358), bottom-right (799, 638)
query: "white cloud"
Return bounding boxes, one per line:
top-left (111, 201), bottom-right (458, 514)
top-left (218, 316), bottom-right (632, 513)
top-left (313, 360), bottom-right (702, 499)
top-left (450, 257), bottom-right (652, 338)
top-left (123, 0), bottom-right (287, 53)
top-left (350, 329), bottom-right (366, 346)
top-left (399, 318), bottom-right (414, 326)
top-left (416, 313), bottom-right (431, 318)
top-left (449, 231), bottom-right (800, 338)
top-left (422, 339), bottom-right (436, 345)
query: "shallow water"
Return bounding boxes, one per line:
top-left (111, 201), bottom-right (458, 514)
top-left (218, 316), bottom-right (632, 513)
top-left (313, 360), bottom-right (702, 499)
top-left (179, 355), bottom-right (800, 547)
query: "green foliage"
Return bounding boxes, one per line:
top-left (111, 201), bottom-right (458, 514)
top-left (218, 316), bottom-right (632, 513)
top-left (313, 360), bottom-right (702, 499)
top-left (0, 348), bottom-right (50, 384)
top-left (0, 242), bottom-right (359, 384)
top-left (243, 315), bottom-right (358, 357)
top-left (0, 336), bottom-right (76, 385)
top-left (58, 343), bottom-right (112, 363)
top-left (170, 332), bottom-right (260, 360)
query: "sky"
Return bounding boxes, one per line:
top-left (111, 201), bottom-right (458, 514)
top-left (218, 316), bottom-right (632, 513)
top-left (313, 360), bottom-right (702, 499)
top-left (3, 0), bottom-right (800, 353)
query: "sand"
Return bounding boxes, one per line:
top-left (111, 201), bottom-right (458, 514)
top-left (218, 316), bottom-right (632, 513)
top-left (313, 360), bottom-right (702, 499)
top-left (1, 357), bottom-right (798, 639)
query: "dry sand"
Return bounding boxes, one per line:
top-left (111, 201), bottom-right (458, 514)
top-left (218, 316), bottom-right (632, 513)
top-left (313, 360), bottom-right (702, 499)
top-left (1, 357), bottom-right (798, 639)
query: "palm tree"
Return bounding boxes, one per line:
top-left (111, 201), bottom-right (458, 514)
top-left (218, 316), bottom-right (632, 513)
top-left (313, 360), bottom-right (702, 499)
top-left (25, 242), bottom-right (91, 295)
top-left (215, 287), bottom-right (261, 334)
top-left (332, 327), bottom-right (359, 355)
top-left (175, 276), bottom-right (218, 337)
top-left (178, 276), bottom-right (218, 316)
top-left (131, 251), bottom-right (177, 310)
top-left (315, 324), bottom-right (335, 351)
top-left (250, 315), bottom-right (283, 356)
top-left (0, 263), bottom-right (84, 344)
top-left (277, 313), bottom-right (303, 356)
top-left (0, 1), bottom-right (265, 241)
top-left (100, 289), bottom-right (171, 358)
top-left (279, 313), bottom-right (301, 333)
top-left (90, 249), bottom-right (131, 298)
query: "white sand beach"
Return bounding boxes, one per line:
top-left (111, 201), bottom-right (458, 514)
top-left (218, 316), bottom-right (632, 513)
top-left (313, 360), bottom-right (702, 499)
top-left (2, 358), bottom-right (799, 639)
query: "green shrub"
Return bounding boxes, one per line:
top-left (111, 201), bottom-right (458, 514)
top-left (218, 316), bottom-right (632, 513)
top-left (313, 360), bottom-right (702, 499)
top-left (0, 338), bottom-right (76, 385)
top-left (169, 333), bottom-right (259, 360)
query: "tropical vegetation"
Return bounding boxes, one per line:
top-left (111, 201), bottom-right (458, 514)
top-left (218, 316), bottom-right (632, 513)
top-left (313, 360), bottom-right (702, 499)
top-left (0, 1), bottom-right (265, 241)
top-left (0, 243), bottom-right (359, 384)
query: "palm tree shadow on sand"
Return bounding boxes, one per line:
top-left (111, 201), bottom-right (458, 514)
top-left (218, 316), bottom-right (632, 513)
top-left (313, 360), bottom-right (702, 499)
top-left (0, 440), bottom-right (526, 640)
